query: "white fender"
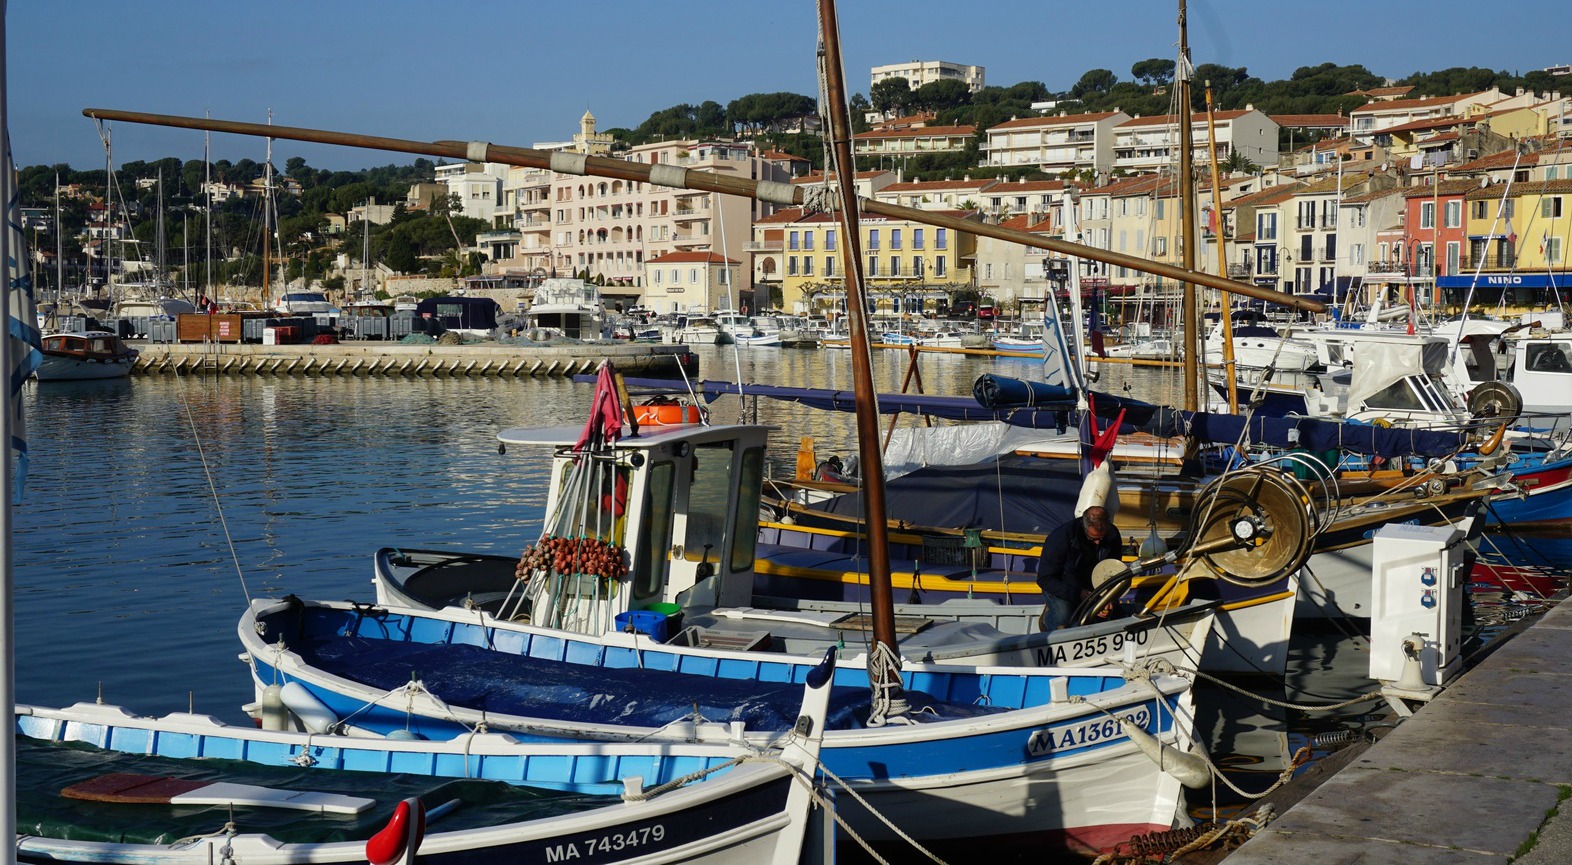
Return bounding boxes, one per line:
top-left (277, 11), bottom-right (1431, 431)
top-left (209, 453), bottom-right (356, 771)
top-left (1074, 461), bottom-right (1120, 519)
top-left (260, 683), bottom-right (288, 731)
top-left (280, 681), bottom-right (339, 734)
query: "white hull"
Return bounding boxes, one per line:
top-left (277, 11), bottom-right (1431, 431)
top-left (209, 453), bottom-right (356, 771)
top-left (34, 353), bottom-right (135, 381)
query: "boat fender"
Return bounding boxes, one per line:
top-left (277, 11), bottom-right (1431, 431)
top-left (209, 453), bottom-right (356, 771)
top-left (385, 728), bottom-right (426, 741)
top-left (1074, 461), bottom-right (1121, 520)
top-left (280, 681), bottom-right (339, 734)
top-left (1123, 720), bottom-right (1210, 789)
top-left (259, 683), bottom-right (288, 732)
top-left (366, 797), bottom-right (426, 865)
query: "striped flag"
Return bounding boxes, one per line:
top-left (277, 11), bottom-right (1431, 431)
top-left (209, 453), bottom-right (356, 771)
top-left (4, 130), bottom-right (45, 500)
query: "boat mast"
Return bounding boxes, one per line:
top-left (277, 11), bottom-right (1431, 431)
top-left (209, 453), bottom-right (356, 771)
top-left (79, 109), bottom-right (1326, 316)
top-left (263, 111), bottom-right (273, 305)
top-left (156, 168), bottom-right (166, 293)
top-left (816, 0), bottom-right (906, 716)
top-left (1205, 82), bottom-right (1239, 413)
top-left (204, 121), bottom-right (213, 304)
top-left (1177, 0), bottom-right (1200, 412)
top-left (2, 4), bottom-right (18, 849)
top-left (54, 173), bottom-right (63, 314)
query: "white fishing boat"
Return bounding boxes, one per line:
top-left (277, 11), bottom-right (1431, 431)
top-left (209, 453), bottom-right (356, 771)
top-left (523, 278), bottom-right (606, 340)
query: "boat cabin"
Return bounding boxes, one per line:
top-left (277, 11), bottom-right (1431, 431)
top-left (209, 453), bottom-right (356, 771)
top-left (1303, 335), bottom-right (1469, 425)
top-left (40, 330), bottom-right (136, 360)
top-left (498, 421), bottom-right (772, 635)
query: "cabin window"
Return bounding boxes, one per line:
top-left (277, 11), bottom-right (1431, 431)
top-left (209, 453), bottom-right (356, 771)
top-left (1526, 343), bottom-right (1572, 373)
top-left (729, 447), bottom-right (764, 572)
top-left (686, 441), bottom-right (738, 570)
top-left (1365, 379), bottom-right (1426, 411)
top-left (634, 462), bottom-right (676, 599)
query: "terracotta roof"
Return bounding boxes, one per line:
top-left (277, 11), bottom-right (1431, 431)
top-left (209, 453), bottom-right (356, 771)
top-left (1298, 174), bottom-right (1369, 195)
top-left (1353, 85), bottom-right (1416, 98)
top-left (987, 111), bottom-right (1125, 131)
top-left (854, 125), bottom-right (975, 140)
top-left (1464, 177), bottom-right (1572, 199)
top-left (998, 215), bottom-right (1031, 230)
top-left (1351, 91), bottom-right (1483, 115)
top-left (985, 180), bottom-right (1067, 192)
top-left (790, 170), bottom-right (892, 184)
top-left (1340, 188), bottom-right (1404, 205)
top-left (1402, 178), bottom-right (1482, 198)
top-left (1380, 115), bottom-right (1471, 135)
top-left (1225, 184), bottom-right (1303, 208)
top-left (1271, 114), bottom-right (1349, 128)
top-left (755, 207), bottom-right (807, 224)
top-left (645, 251), bottom-right (740, 265)
top-left (870, 113), bottom-right (938, 130)
top-left (1116, 110), bottom-right (1253, 128)
top-left (1453, 140), bottom-right (1572, 173)
top-left (1026, 218), bottom-right (1054, 232)
top-left (1419, 132), bottom-right (1462, 146)
top-left (881, 178), bottom-right (1000, 193)
top-left (758, 149), bottom-right (809, 161)
top-left (1233, 232), bottom-right (1257, 242)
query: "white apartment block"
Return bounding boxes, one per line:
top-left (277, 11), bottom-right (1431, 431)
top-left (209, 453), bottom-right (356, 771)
top-left (435, 161), bottom-right (507, 222)
top-left (1349, 89), bottom-right (1503, 140)
top-left (980, 178), bottom-right (1068, 223)
top-left (873, 177), bottom-right (999, 211)
top-left (641, 251), bottom-right (740, 314)
top-left (1112, 108), bottom-right (1279, 175)
top-left (981, 111), bottom-right (1130, 175)
top-left (853, 124), bottom-right (975, 157)
top-left (871, 60), bottom-right (985, 93)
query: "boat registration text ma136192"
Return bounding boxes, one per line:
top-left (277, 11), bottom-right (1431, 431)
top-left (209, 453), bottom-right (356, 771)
top-left (1026, 707), bottom-right (1152, 756)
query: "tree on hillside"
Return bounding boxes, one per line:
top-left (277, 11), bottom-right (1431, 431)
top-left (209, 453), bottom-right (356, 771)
top-left (913, 79), bottom-right (972, 113)
top-left (1401, 66), bottom-right (1515, 97)
top-left (870, 76), bottom-right (914, 116)
top-left (849, 93), bottom-right (871, 133)
top-left (726, 92), bottom-right (817, 135)
top-left (1070, 69), bottom-right (1118, 100)
top-left (1131, 58), bottom-right (1176, 87)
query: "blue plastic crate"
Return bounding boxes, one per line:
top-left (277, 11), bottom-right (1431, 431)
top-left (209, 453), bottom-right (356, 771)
top-left (615, 609), bottom-right (676, 642)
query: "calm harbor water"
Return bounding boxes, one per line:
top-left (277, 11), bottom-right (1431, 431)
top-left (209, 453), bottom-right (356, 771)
top-left (10, 343), bottom-right (1482, 850)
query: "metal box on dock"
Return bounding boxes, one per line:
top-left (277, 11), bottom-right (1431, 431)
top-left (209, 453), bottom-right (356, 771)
top-left (1368, 520), bottom-right (1471, 687)
top-left (177, 314), bottom-right (244, 343)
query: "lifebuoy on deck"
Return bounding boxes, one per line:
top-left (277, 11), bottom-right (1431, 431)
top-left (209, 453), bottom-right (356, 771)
top-left (633, 403), bottom-right (701, 425)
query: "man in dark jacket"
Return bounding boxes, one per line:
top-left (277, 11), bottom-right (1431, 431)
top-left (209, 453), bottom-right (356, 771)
top-left (1037, 505), bottom-right (1122, 631)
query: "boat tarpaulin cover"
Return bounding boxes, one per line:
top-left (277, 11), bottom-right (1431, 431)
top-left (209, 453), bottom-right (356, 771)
top-left (816, 455), bottom-right (1084, 537)
top-left (1182, 411), bottom-right (1468, 458)
top-left (972, 374), bottom-right (1073, 408)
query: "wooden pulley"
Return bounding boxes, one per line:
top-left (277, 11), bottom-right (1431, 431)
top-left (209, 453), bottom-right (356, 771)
top-left (1185, 469), bottom-right (1316, 588)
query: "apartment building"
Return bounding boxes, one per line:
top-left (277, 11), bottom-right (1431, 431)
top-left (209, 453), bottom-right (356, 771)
top-left (435, 161), bottom-right (507, 222)
top-left (979, 111), bottom-right (1129, 175)
top-left (853, 124), bottom-right (976, 158)
top-left (871, 60), bottom-right (985, 93)
top-left (975, 214), bottom-right (1056, 306)
top-left (1112, 108), bottom-right (1279, 175)
top-left (763, 210), bottom-right (980, 315)
top-left (872, 176), bottom-right (999, 211)
top-left (1337, 188), bottom-right (1405, 307)
top-left (1349, 89), bottom-right (1504, 141)
top-left (640, 251), bottom-right (742, 314)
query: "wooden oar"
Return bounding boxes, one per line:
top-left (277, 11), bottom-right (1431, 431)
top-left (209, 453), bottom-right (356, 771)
top-left (61, 772), bottom-right (374, 814)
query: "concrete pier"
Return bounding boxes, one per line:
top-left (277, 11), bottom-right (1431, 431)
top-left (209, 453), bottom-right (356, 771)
top-left (129, 341), bottom-right (696, 378)
top-left (1221, 597), bottom-right (1572, 863)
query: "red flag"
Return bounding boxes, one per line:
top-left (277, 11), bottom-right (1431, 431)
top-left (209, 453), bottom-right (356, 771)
top-left (574, 366), bottom-right (624, 452)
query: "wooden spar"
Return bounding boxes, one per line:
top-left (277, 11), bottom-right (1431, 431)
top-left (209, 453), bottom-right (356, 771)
top-left (1177, 0), bottom-right (1199, 413)
top-left (80, 107), bottom-right (1326, 315)
top-left (1205, 83), bottom-right (1240, 414)
top-left (816, 0), bottom-right (902, 690)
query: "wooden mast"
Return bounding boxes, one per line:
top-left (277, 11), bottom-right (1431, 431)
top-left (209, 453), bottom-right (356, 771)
top-left (81, 107), bottom-right (1326, 316)
top-left (1205, 83), bottom-right (1240, 414)
top-left (1177, 0), bottom-right (1200, 413)
top-left (815, 0), bottom-right (903, 705)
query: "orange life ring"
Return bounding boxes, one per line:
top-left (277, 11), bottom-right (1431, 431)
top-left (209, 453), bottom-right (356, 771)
top-left (634, 403), bottom-right (701, 425)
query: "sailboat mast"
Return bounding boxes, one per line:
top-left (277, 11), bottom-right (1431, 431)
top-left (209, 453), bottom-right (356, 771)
top-left (263, 124), bottom-right (273, 305)
top-left (204, 125), bottom-right (212, 304)
top-left (54, 173), bottom-right (63, 311)
top-left (1177, 0), bottom-right (1200, 412)
top-left (814, 0), bottom-right (902, 678)
top-left (156, 168), bottom-right (166, 291)
top-left (1205, 83), bottom-right (1239, 413)
top-left (103, 126), bottom-right (113, 301)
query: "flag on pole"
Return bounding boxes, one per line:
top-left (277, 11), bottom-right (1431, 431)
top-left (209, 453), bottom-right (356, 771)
top-left (4, 131), bottom-right (45, 500)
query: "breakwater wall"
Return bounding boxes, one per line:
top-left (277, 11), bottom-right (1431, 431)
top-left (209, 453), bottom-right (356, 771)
top-left (130, 342), bottom-right (696, 378)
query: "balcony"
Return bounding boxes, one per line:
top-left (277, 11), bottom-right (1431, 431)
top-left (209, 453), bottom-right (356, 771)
top-left (1227, 263), bottom-right (1252, 279)
top-left (672, 233), bottom-right (706, 245)
top-left (745, 240), bottom-right (783, 252)
top-left (1461, 253), bottom-right (1518, 270)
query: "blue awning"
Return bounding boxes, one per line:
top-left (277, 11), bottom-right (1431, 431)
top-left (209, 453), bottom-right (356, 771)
top-left (1437, 273), bottom-right (1565, 289)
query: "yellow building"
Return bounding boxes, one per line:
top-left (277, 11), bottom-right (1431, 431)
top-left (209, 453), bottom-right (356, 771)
top-left (1447, 178), bottom-right (1572, 305)
top-left (760, 210), bottom-right (979, 314)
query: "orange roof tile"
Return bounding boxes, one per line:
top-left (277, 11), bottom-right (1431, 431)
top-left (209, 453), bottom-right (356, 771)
top-left (1270, 114), bottom-right (1349, 128)
top-left (646, 251), bottom-right (739, 265)
top-left (881, 178), bottom-right (1000, 193)
top-left (1116, 110), bottom-right (1253, 128)
top-left (1351, 91), bottom-right (1483, 114)
top-left (987, 111), bottom-right (1125, 131)
top-left (854, 125), bottom-right (976, 140)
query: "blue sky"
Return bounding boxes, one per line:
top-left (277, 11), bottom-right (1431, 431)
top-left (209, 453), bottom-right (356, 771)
top-left (8, 1), bottom-right (1569, 173)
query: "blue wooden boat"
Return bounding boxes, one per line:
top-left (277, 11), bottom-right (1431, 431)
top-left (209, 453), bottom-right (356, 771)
top-left (237, 597), bottom-right (1201, 856)
top-left (14, 674), bottom-right (834, 865)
